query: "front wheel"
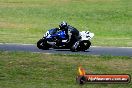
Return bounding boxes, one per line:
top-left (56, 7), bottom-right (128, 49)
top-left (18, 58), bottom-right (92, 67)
top-left (37, 39), bottom-right (50, 50)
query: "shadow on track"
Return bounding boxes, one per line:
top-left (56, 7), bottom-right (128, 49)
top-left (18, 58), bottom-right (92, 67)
top-left (54, 49), bottom-right (90, 52)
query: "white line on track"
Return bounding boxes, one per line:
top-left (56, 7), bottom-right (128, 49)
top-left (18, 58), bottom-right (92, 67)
top-left (0, 43), bottom-right (132, 48)
top-left (0, 43), bottom-right (35, 46)
top-left (91, 46), bottom-right (132, 48)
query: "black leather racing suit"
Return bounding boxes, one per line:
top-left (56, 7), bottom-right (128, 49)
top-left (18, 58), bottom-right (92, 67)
top-left (60, 25), bottom-right (80, 46)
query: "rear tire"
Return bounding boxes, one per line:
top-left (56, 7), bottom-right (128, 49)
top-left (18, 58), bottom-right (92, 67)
top-left (79, 40), bottom-right (91, 51)
top-left (84, 40), bottom-right (91, 50)
top-left (72, 40), bottom-right (91, 51)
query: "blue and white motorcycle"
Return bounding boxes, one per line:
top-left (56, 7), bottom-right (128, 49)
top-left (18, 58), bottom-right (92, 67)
top-left (37, 28), bottom-right (94, 52)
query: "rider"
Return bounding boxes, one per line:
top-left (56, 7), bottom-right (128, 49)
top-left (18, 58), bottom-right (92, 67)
top-left (58, 21), bottom-right (80, 46)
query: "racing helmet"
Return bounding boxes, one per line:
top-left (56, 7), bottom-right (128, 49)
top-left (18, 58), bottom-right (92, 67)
top-left (59, 21), bottom-right (68, 30)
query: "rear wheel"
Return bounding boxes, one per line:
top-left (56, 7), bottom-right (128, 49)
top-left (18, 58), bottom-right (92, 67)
top-left (79, 40), bottom-right (91, 51)
top-left (37, 39), bottom-right (50, 50)
top-left (71, 40), bottom-right (91, 52)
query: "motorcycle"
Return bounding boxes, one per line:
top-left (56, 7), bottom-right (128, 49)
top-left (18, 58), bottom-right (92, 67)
top-left (37, 28), bottom-right (94, 52)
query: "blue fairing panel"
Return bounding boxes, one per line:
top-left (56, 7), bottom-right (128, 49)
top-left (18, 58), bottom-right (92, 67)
top-left (47, 29), bottom-right (67, 40)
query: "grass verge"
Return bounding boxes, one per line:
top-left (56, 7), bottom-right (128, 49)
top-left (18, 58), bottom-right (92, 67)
top-left (0, 0), bottom-right (132, 46)
top-left (0, 51), bottom-right (131, 88)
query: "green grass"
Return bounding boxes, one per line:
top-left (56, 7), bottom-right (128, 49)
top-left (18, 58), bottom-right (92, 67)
top-left (0, 0), bottom-right (132, 46)
top-left (0, 51), bottom-right (132, 88)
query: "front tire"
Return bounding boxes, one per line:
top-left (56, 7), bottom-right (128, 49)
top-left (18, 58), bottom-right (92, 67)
top-left (37, 39), bottom-right (50, 50)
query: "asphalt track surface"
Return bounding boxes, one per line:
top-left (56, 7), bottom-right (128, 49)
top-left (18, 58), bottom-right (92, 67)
top-left (0, 43), bottom-right (132, 56)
